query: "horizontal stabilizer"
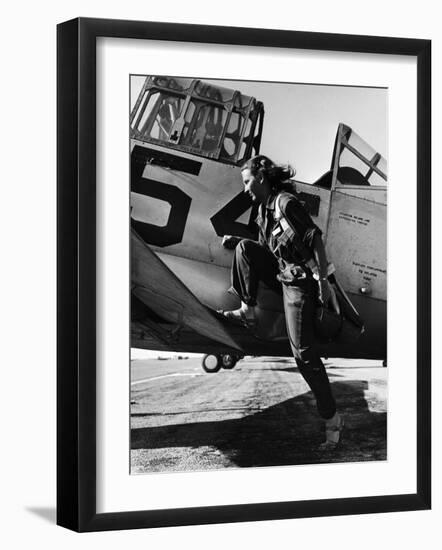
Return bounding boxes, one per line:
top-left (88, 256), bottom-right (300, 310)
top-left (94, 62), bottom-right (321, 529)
top-left (131, 230), bottom-right (241, 351)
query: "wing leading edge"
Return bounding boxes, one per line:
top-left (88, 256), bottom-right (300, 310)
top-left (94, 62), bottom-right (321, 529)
top-left (131, 229), bottom-right (242, 352)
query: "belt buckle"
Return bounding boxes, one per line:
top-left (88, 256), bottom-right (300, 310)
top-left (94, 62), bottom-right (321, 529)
top-left (292, 265), bottom-right (306, 279)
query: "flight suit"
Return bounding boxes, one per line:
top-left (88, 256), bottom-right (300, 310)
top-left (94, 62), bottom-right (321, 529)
top-left (230, 192), bottom-right (336, 420)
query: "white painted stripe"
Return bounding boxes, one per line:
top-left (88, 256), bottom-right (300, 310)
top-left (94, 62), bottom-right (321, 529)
top-left (131, 372), bottom-right (203, 386)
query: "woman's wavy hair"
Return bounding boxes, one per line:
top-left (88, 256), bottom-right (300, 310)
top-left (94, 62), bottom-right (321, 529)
top-left (241, 155), bottom-right (296, 193)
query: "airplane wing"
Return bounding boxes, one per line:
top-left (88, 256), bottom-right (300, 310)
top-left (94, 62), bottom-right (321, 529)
top-left (131, 294), bottom-right (292, 356)
top-left (131, 227), bottom-right (381, 359)
top-left (131, 229), bottom-right (296, 357)
top-left (131, 229), bottom-right (242, 352)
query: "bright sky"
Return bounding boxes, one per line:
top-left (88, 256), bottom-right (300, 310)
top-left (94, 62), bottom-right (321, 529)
top-left (130, 75), bottom-right (387, 359)
top-left (130, 75), bottom-right (387, 182)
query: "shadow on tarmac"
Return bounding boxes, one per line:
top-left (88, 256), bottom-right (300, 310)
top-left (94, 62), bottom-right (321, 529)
top-left (131, 380), bottom-right (386, 468)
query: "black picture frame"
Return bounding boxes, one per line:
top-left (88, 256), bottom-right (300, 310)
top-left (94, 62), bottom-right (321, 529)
top-left (57, 17), bottom-right (431, 532)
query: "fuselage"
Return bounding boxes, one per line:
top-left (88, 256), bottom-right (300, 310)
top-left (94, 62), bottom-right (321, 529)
top-left (130, 77), bottom-right (387, 359)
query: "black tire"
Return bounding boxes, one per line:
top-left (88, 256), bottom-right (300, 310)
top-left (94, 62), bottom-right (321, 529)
top-left (202, 354), bottom-right (221, 373)
top-left (221, 354), bottom-right (238, 370)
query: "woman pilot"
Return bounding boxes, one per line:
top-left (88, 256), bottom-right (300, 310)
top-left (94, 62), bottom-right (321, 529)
top-left (221, 155), bottom-right (343, 450)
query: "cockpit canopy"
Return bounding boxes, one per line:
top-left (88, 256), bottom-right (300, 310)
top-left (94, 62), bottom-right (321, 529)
top-left (313, 123), bottom-right (387, 189)
top-left (130, 76), bottom-right (264, 166)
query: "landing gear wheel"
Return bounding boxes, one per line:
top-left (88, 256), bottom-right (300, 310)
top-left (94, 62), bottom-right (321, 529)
top-left (221, 354), bottom-right (238, 370)
top-left (202, 354), bottom-right (221, 373)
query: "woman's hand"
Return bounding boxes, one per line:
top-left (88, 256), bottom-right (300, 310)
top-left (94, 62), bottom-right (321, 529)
top-left (312, 234), bottom-right (332, 305)
top-left (318, 279), bottom-right (332, 306)
top-left (222, 235), bottom-right (241, 250)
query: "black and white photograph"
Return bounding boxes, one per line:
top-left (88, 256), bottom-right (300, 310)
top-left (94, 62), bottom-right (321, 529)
top-left (1, 0), bottom-right (437, 542)
top-left (129, 75), bottom-right (388, 473)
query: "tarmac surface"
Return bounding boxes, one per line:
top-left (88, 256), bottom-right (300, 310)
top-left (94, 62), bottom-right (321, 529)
top-left (130, 356), bottom-right (387, 473)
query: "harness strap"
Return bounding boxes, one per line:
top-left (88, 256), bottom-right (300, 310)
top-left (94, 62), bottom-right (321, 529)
top-left (275, 193), bottom-right (337, 280)
top-left (274, 193), bottom-right (314, 265)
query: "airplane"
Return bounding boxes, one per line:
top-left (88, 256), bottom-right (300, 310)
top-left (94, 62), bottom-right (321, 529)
top-left (130, 75), bottom-right (387, 372)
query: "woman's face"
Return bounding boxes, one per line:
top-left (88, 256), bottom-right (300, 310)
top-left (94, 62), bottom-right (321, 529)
top-left (241, 168), bottom-right (269, 203)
